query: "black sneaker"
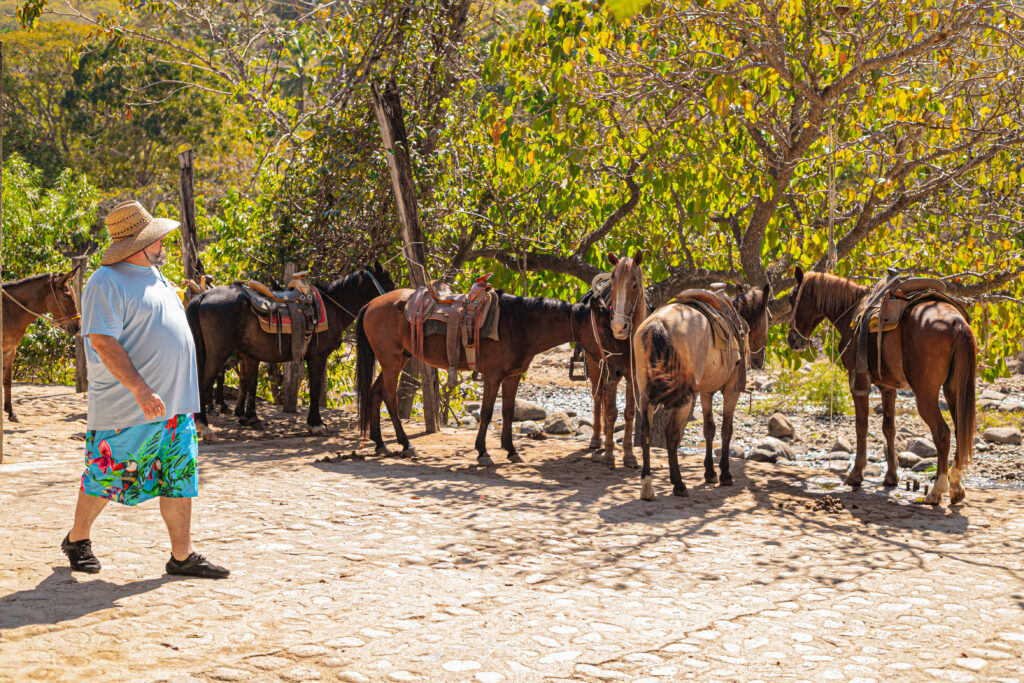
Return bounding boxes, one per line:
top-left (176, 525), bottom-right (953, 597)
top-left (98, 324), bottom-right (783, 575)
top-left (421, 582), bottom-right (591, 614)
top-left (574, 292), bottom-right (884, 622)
top-left (166, 552), bottom-right (230, 579)
top-left (61, 533), bottom-right (101, 574)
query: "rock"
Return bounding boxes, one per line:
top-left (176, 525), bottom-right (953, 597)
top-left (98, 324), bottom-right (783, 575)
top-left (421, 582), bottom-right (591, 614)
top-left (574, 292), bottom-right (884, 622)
top-left (999, 400), bottom-right (1024, 412)
top-left (544, 412), bottom-right (574, 435)
top-left (578, 418), bottom-right (593, 428)
top-left (980, 389), bottom-right (1007, 402)
top-left (578, 425), bottom-right (594, 439)
top-left (775, 458), bottom-right (795, 467)
top-left (983, 427), bottom-right (1022, 445)
top-left (613, 422), bottom-right (625, 433)
top-left (747, 437), bottom-right (795, 463)
top-left (514, 400), bottom-right (548, 421)
top-left (864, 464), bottom-right (883, 477)
top-left (898, 452), bottom-right (922, 468)
top-left (470, 410), bottom-right (481, 421)
top-left (912, 460), bottom-right (935, 472)
top-left (715, 445), bottom-right (745, 459)
top-left (830, 436), bottom-right (854, 453)
top-left (906, 437), bottom-right (937, 459)
top-left (564, 409), bottom-right (577, 417)
top-left (518, 421), bottom-right (542, 435)
top-left (767, 413), bottom-right (795, 439)
top-left (827, 460), bottom-right (848, 473)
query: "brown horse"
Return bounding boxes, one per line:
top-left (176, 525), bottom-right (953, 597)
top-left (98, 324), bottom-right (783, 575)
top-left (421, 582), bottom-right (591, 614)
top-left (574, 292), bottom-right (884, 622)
top-left (786, 267), bottom-right (977, 505)
top-left (633, 284), bottom-right (771, 500)
top-left (356, 290), bottom-right (603, 465)
top-left (2, 269), bottom-right (83, 421)
top-left (585, 251), bottom-right (647, 469)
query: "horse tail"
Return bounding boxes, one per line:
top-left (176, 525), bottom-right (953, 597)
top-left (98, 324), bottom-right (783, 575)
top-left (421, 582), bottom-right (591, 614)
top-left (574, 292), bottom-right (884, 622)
top-left (641, 321), bottom-right (693, 408)
top-left (948, 318), bottom-right (977, 472)
top-left (355, 306), bottom-right (376, 439)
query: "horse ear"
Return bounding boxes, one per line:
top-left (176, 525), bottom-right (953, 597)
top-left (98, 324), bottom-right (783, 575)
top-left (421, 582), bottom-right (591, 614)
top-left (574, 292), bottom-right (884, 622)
top-left (633, 250), bottom-right (644, 266)
top-left (373, 259), bottom-right (382, 272)
top-left (794, 266), bottom-right (804, 285)
top-left (762, 282), bottom-right (772, 299)
top-left (607, 252), bottom-right (619, 266)
top-left (590, 296), bottom-right (607, 314)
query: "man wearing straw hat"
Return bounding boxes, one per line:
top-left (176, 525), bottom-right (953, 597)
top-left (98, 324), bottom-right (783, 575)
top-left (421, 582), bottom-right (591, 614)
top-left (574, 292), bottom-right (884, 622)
top-left (61, 200), bottom-right (229, 579)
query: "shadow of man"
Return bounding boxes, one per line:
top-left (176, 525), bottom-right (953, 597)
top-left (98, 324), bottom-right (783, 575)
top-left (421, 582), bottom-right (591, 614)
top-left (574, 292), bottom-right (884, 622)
top-left (0, 568), bottom-right (177, 630)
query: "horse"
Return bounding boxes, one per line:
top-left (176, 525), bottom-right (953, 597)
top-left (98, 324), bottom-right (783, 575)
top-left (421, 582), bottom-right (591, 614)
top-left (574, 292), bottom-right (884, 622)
top-left (2, 268), bottom-right (83, 422)
top-left (633, 284), bottom-right (772, 500)
top-left (785, 266), bottom-right (977, 506)
top-left (187, 262), bottom-right (394, 438)
top-left (356, 290), bottom-right (604, 465)
top-left (584, 251), bottom-right (648, 469)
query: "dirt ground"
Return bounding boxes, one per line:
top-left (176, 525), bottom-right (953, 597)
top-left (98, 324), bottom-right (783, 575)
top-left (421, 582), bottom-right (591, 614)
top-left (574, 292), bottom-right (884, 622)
top-left (2, 383), bottom-right (1024, 682)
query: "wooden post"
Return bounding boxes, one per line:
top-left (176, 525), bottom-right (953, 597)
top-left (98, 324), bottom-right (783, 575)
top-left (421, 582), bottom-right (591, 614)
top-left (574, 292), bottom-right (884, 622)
top-left (370, 79), bottom-right (439, 433)
top-left (282, 262), bottom-right (302, 414)
top-left (72, 255), bottom-right (88, 392)
top-left (177, 148), bottom-right (205, 284)
top-left (0, 41), bottom-right (5, 463)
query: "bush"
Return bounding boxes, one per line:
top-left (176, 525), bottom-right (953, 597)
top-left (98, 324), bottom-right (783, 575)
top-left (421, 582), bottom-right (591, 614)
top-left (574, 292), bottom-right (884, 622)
top-left (755, 360), bottom-right (852, 416)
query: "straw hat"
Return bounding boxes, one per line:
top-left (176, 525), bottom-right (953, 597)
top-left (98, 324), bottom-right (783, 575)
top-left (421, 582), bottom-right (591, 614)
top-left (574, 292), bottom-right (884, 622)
top-left (101, 201), bottom-right (180, 266)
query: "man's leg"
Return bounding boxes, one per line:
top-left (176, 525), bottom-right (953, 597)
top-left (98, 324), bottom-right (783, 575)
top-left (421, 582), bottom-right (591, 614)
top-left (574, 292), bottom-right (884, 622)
top-left (159, 496), bottom-right (193, 562)
top-left (69, 490), bottom-right (108, 542)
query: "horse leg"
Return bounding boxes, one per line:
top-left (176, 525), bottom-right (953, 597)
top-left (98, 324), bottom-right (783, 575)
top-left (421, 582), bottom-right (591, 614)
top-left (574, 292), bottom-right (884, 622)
top-left (500, 374), bottom-right (524, 463)
top-left (621, 372), bottom-right (638, 469)
top-left (719, 388), bottom-right (740, 486)
top-left (380, 356), bottom-right (415, 457)
top-left (846, 381), bottom-right (869, 487)
top-left (243, 357), bottom-right (262, 428)
top-left (305, 353), bottom-right (329, 435)
top-left (666, 401), bottom-right (692, 497)
top-left (920, 392), bottom-right (952, 505)
top-left (474, 375), bottom-right (501, 466)
top-left (603, 376), bottom-right (620, 469)
top-left (587, 356), bottom-right (603, 451)
top-left (943, 384), bottom-right (967, 505)
top-left (3, 350), bottom-right (17, 422)
top-left (700, 392), bottom-right (717, 484)
top-left (881, 388), bottom-right (899, 487)
top-left (233, 359), bottom-right (246, 419)
top-left (639, 397), bottom-right (656, 501)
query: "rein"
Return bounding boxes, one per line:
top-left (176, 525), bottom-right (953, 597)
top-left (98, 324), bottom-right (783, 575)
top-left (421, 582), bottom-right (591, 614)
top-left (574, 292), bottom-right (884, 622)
top-left (2, 277), bottom-right (80, 330)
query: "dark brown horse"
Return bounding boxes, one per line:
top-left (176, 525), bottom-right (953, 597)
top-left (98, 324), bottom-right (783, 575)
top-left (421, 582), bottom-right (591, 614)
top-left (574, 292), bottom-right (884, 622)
top-left (585, 251), bottom-right (647, 469)
top-left (2, 269), bottom-right (83, 421)
top-left (356, 290), bottom-right (603, 465)
top-left (786, 267), bottom-right (977, 505)
top-left (633, 284), bottom-right (771, 500)
top-left (187, 263), bottom-right (394, 439)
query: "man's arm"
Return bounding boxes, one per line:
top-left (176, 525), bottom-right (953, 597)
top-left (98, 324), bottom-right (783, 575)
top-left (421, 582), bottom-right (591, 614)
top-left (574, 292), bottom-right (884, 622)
top-left (90, 333), bottom-right (167, 422)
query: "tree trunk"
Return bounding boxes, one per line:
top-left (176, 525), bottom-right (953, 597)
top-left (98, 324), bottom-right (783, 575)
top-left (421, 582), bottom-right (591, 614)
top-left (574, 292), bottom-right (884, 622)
top-left (177, 148), bottom-right (205, 284)
top-left (72, 255), bottom-right (88, 393)
top-left (282, 262), bottom-right (301, 414)
top-left (371, 79), bottom-right (440, 432)
top-left (1, 41), bottom-right (5, 462)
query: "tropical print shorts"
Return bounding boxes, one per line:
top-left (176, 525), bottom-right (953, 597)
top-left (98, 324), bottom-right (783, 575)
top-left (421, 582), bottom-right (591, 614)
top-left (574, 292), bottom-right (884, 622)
top-left (80, 414), bottom-right (199, 506)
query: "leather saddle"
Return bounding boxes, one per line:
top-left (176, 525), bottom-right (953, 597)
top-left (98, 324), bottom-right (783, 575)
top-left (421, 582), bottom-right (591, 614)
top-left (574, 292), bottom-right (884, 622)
top-left (674, 287), bottom-right (750, 392)
top-left (404, 274), bottom-right (499, 384)
top-left (852, 271), bottom-right (970, 395)
top-left (239, 271), bottom-right (327, 364)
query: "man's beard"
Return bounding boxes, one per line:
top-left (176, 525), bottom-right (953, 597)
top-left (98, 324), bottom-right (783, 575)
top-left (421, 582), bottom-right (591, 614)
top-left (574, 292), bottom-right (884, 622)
top-left (145, 247), bottom-right (168, 268)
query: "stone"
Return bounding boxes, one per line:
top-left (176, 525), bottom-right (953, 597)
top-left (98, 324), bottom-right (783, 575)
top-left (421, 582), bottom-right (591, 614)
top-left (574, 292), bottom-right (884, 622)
top-left (983, 427), bottom-right (1023, 444)
top-left (980, 389), bottom-right (1007, 402)
top-left (912, 460), bottom-right (936, 472)
top-left (544, 412), bottom-right (574, 435)
top-left (863, 464), bottom-right (883, 477)
top-left (747, 437), bottom-right (795, 463)
top-left (768, 413), bottom-right (795, 439)
top-left (514, 400), bottom-right (548, 421)
top-left (518, 421), bottom-right (542, 436)
top-left (578, 425), bottom-right (594, 439)
top-left (715, 445), bottom-right (745, 459)
top-left (999, 400), bottom-right (1024, 412)
top-left (830, 436), bottom-right (854, 453)
top-left (906, 437), bottom-right (937, 459)
top-left (898, 452), bottom-right (921, 468)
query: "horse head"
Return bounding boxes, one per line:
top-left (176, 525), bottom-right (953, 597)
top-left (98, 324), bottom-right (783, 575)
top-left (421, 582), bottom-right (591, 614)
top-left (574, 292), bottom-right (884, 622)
top-left (786, 266), bottom-right (824, 352)
top-left (733, 282), bottom-right (773, 369)
top-left (606, 250), bottom-right (645, 341)
top-left (50, 267), bottom-right (82, 336)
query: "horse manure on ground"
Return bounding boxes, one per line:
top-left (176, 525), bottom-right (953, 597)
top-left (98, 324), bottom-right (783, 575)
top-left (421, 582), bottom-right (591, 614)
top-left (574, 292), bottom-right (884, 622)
top-left (810, 494), bottom-right (845, 514)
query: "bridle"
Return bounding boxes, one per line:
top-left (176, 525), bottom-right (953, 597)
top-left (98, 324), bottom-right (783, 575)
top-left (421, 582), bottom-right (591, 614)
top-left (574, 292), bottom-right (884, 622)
top-left (317, 269), bottom-right (388, 320)
top-left (609, 267), bottom-right (643, 338)
top-left (2, 276), bottom-right (80, 331)
top-left (787, 277), bottom-right (817, 348)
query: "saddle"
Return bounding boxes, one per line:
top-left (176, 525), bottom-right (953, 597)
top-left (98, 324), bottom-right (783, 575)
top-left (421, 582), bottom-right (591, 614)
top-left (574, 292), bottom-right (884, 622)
top-left (404, 274), bottom-right (500, 384)
top-left (851, 270), bottom-right (970, 396)
top-left (239, 271), bottom-right (327, 365)
top-left (673, 288), bottom-right (750, 392)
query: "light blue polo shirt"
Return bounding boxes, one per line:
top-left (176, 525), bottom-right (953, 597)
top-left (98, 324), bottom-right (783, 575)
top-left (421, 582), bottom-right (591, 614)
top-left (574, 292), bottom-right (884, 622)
top-left (82, 263), bottom-right (200, 430)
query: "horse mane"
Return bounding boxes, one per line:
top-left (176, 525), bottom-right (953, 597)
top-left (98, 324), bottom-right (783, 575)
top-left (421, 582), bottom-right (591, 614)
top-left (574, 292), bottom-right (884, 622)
top-left (2, 272), bottom-right (58, 287)
top-left (804, 272), bottom-right (868, 317)
top-left (498, 292), bottom-right (586, 322)
top-left (318, 269), bottom-right (371, 293)
top-left (732, 286), bottom-right (766, 320)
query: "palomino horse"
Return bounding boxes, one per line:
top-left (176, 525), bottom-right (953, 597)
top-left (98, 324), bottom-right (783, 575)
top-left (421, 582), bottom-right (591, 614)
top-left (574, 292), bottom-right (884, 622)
top-left (786, 267), bottom-right (977, 505)
top-left (2, 269), bottom-right (83, 421)
top-left (187, 263), bottom-right (394, 437)
top-left (585, 251), bottom-right (648, 469)
top-left (633, 284), bottom-right (771, 500)
top-left (356, 291), bottom-right (603, 465)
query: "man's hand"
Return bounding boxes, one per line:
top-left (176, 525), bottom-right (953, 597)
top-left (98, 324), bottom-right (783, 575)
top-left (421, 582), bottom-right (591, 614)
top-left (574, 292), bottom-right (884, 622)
top-left (133, 387), bottom-right (167, 422)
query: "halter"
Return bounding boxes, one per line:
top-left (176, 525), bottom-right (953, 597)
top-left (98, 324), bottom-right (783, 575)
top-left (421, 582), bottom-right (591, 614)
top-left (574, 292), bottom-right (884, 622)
top-left (609, 268), bottom-right (643, 338)
top-left (2, 276), bottom-right (80, 331)
top-left (364, 269), bottom-right (388, 296)
top-left (787, 277), bottom-right (817, 347)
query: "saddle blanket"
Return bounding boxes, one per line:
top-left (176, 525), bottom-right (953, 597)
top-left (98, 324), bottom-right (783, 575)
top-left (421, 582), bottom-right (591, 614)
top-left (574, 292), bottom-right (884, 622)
top-left (253, 288), bottom-right (328, 336)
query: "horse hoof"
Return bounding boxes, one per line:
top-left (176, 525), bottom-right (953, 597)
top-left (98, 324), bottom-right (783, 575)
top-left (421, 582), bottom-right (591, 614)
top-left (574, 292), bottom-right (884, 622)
top-left (507, 452), bottom-right (524, 464)
top-left (604, 455), bottom-right (616, 471)
top-left (883, 473), bottom-right (899, 488)
top-left (588, 438), bottom-right (602, 450)
top-left (673, 484), bottom-right (688, 497)
top-left (719, 475), bottom-right (734, 487)
top-left (8, 415), bottom-right (18, 424)
top-left (640, 476), bottom-right (655, 501)
top-left (375, 445), bottom-right (389, 456)
top-left (309, 425), bottom-right (327, 436)
top-left (922, 491), bottom-right (943, 505)
top-left (401, 447), bottom-right (417, 458)
top-left (705, 472), bottom-right (719, 485)
top-left (622, 454), bottom-right (639, 469)
top-left (478, 454), bottom-right (494, 467)
top-left (950, 488), bottom-right (966, 505)
top-left (844, 475), bottom-right (863, 488)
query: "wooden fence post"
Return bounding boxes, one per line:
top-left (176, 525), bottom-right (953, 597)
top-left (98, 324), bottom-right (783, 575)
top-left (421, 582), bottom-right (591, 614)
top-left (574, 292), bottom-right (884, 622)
top-left (72, 255), bottom-right (88, 393)
top-left (371, 79), bottom-right (439, 432)
top-left (177, 147), bottom-right (205, 284)
top-left (282, 262), bottom-right (302, 413)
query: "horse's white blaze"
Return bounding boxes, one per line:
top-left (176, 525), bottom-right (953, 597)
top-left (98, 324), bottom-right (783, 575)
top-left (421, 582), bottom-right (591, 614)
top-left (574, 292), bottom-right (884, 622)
top-left (640, 475), bottom-right (655, 501)
top-left (924, 472), bottom-right (949, 505)
top-left (611, 275), bottom-right (631, 340)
